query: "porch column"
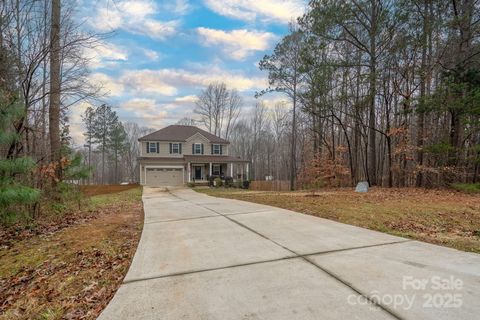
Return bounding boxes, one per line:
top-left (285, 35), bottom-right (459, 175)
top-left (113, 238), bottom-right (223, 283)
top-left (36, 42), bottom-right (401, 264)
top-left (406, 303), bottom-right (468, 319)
top-left (209, 162), bottom-right (212, 177)
top-left (188, 162), bottom-right (191, 182)
top-left (230, 162), bottom-right (233, 177)
top-left (246, 162), bottom-right (250, 180)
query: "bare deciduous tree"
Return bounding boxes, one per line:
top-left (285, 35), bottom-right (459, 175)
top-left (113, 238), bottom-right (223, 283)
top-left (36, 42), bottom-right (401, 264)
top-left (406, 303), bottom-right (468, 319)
top-left (195, 82), bottom-right (242, 138)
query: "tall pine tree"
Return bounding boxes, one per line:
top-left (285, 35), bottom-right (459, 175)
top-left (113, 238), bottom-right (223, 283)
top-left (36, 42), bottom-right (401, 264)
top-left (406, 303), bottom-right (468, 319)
top-left (0, 91), bottom-right (40, 221)
top-left (108, 122), bottom-right (129, 184)
top-left (92, 104), bottom-right (118, 184)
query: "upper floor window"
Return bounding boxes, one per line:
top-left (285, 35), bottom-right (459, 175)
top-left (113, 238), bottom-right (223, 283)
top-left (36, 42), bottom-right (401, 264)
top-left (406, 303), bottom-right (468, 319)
top-left (212, 144), bottom-right (221, 155)
top-left (170, 143), bottom-right (181, 154)
top-left (147, 142), bottom-right (159, 153)
top-left (193, 143), bottom-right (203, 154)
top-left (172, 143), bottom-right (179, 154)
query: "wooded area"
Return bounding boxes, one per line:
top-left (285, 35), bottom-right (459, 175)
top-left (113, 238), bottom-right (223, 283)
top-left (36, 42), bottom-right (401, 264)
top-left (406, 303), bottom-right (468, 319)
top-left (81, 104), bottom-right (152, 185)
top-left (2, 0), bottom-right (480, 222)
top-left (0, 0), bottom-right (155, 222)
top-left (0, 0), bottom-right (101, 221)
top-left (222, 0), bottom-right (480, 189)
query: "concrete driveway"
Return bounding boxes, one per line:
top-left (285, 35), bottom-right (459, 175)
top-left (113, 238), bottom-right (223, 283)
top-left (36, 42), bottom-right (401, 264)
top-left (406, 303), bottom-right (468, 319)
top-left (99, 187), bottom-right (480, 320)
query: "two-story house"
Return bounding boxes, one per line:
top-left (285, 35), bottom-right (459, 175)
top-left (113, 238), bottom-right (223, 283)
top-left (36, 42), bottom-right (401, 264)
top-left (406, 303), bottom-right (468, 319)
top-left (138, 125), bottom-right (250, 187)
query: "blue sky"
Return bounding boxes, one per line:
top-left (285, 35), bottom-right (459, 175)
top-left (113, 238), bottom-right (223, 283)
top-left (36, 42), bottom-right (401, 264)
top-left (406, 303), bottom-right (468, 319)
top-left (71, 0), bottom-right (307, 143)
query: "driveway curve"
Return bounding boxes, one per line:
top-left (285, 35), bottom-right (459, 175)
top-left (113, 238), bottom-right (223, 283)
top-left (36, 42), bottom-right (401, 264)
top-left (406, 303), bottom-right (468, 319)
top-left (99, 187), bottom-right (480, 320)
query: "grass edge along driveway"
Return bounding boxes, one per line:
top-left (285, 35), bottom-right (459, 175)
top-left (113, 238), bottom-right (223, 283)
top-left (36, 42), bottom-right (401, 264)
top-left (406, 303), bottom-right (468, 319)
top-left (196, 187), bottom-right (480, 254)
top-left (0, 186), bottom-right (144, 320)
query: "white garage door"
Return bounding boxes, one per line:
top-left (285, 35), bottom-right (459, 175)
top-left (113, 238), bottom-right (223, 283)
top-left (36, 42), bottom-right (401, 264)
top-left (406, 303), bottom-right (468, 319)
top-left (146, 168), bottom-right (183, 187)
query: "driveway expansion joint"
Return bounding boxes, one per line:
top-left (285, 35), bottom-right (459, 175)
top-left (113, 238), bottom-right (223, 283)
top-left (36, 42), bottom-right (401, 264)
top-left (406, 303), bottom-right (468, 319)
top-left (121, 240), bottom-right (413, 290)
top-left (122, 255), bottom-right (299, 285)
top-left (184, 191), bottom-right (406, 320)
top-left (223, 209), bottom-right (276, 216)
top-left (303, 255), bottom-right (405, 320)
top-left (100, 188), bottom-right (480, 320)
top-left (303, 239), bottom-right (413, 257)
top-left (143, 214), bottom-right (221, 225)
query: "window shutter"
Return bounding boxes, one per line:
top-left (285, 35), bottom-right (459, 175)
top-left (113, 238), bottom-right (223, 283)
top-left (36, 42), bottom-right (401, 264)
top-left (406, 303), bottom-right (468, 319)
top-left (220, 145), bottom-right (223, 155)
top-left (156, 142), bottom-right (159, 153)
top-left (211, 144), bottom-right (213, 154)
top-left (146, 142), bottom-right (149, 153)
top-left (192, 144), bottom-right (194, 154)
top-left (169, 143), bottom-right (172, 154)
top-left (201, 144), bottom-right (204, 154)
top-left (179, 143), bottom-right (182, 154)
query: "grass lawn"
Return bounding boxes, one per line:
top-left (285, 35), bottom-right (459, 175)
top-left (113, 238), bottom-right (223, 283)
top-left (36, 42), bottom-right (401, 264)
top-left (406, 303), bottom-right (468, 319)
top-left (197, 187), bottom-right (480, 253)
top-left (451, 183), bottom-right (480, 193)
top-left (0, 186), bottom-right (143, 320)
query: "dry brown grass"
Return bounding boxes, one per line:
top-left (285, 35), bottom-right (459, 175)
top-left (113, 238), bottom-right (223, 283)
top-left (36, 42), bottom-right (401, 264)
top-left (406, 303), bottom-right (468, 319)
top-left (198, 187), bottom-right (480, 253)
top-left (0, 186), bottom-right (143, 320)
top-left (79, 184), bottom-right (139, 197)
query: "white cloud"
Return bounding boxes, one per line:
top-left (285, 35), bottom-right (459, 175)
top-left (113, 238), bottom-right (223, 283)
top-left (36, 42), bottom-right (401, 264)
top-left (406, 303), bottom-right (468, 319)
top-left (122, 98), bottom-right (157, 112)
top-left (121, 98), bottom-right (169, 127)
top-left (140, 20), bottom-right (178, 40)
top-left (196, 27), bottom-right (276, 60)
top-left (162, 104), bottom-right (179, 110)
top-left (92, 7), bottom-right (123, 31)
top-left (119, 0), bottom-right (156, 19)
top-left (90, 0), bottom-right (179, 40)
top-left (89, 73), bottom-right (125, 96)
top-left (261, 96), bottom-right (290, 109)
top-left (203, 0), bottom-right (305, 24)
top-left (120, 70), bottom-right (178, 96)
top-left (163, 0), bottom-right (192, 15)
top-left (143, 49), bottom-right (161, 61)
top-left (114, 67), bottom-right (266, 97)
top-left (84, 42), bottom-right (128, 69)
top-left (86, 67), bottom-right (268, 130)
top-left (175, 95), bottom-right (198, 103)
top-left (159, 67), bottom-right (267, 91)
top-left (69, 101), bottom-right (94, 145)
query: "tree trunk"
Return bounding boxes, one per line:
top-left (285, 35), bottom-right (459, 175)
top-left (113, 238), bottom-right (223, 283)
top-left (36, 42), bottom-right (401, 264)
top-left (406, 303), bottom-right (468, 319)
top-left (115, 149), bottom-right (118, 184)
top-left (49, 0), bottom-right (61, 179)
top-left (102, 136), bottom-right (105, 184)
top-left (449, 110), bottom-right (461, 165)
top-left (367, 0), bottom-right (378, 186)
top-left (312, 99), bottom-right (318, 153)
top-left (290, 80), bottom-right (297, 191)
top-left (416, 0), bottom-right (429, 187)
top-left (386, 136), bottom-right (393, 188)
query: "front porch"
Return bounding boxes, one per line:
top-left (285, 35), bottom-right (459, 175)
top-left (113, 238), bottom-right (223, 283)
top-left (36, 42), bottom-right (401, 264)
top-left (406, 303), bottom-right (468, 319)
top-left (185, 156), bottom-right (250, 184)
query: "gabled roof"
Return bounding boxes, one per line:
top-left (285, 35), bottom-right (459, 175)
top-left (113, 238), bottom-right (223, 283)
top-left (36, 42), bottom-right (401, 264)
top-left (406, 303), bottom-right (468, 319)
top-left (138, 125), bottom-right (229, 144)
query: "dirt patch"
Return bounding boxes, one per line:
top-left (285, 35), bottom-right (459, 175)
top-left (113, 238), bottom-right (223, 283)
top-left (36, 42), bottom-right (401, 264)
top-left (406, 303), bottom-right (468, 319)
top-left (80, 184), bottom-right (139, 197)
top-left (0, 187), bottom-right (143, 319)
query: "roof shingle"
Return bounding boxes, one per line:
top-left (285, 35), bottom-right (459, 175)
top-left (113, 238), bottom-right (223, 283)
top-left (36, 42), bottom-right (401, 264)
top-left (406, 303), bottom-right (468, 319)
top-left (138, 125), bottom-right (229, 144)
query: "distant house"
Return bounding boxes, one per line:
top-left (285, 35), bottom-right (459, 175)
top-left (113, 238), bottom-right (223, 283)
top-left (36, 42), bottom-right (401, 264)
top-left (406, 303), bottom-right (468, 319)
top-left (138, 125), bottom-right (249, 187)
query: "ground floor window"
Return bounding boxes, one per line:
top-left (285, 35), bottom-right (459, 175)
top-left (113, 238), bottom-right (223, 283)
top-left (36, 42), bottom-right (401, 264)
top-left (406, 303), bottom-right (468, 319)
top-left (212, 164), bottom-right (221, 175)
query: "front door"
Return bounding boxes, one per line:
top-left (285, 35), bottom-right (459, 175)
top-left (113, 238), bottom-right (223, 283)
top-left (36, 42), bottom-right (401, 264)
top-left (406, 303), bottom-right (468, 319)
top-left (194, 166), bottom-right (202, 180)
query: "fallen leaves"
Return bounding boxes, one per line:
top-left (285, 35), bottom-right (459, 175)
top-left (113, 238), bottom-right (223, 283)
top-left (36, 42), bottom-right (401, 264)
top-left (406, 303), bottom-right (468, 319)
top-left (0, 187), bottom-right (143, 319)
